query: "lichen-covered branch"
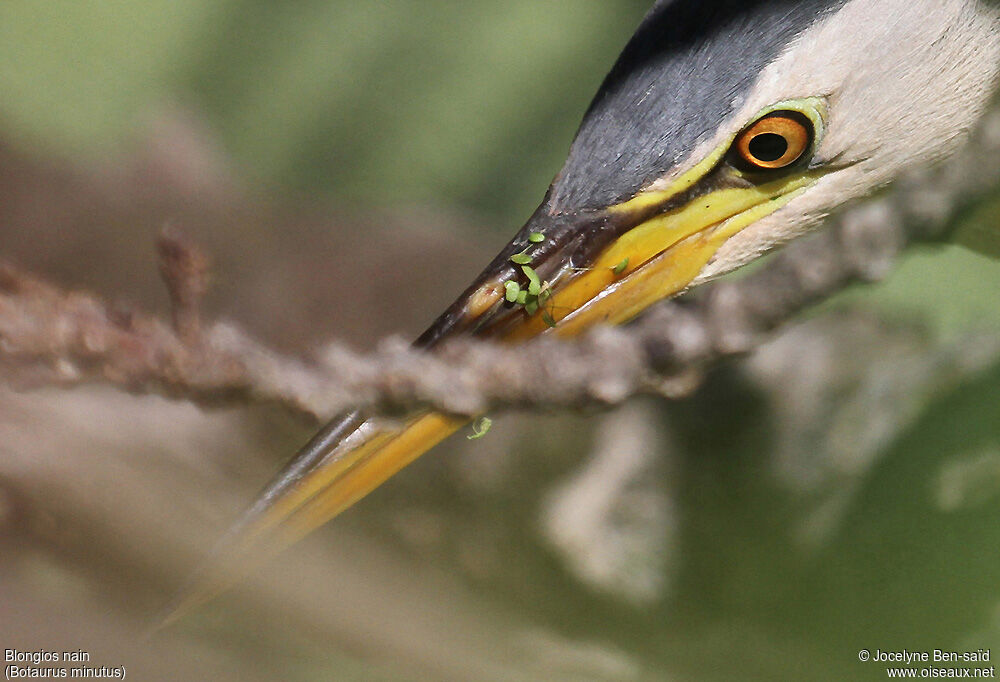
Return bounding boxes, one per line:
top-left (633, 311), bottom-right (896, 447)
top-left (2, 104), bottom-right (999, 420)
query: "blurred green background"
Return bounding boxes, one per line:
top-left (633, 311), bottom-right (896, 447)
top-left (1, 2), bottom-right (1000, 681)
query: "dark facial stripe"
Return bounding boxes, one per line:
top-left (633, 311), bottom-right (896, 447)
top-left (549, 0), bottom-right (850, 211)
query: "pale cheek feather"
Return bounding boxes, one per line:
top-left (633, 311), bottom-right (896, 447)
top-left (696, 0), bottom-right (1000, 283)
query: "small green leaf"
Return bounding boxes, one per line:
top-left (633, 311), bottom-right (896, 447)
top-left (525, 300), bottom-right (539, 315)
top-left (542, 312), bottom-right (558, 328)
top-left (538, 289), bottom-right (552, 304)
top-left (467, 417), bottom-right (493, 440)
top-left (521, 265), bottom-right (541, 295)
top-left (510, 252), bottom-right (532, 265)
top-left (612, 258), bottom-right (629, 275)
top-left (528, 232), bottom-right (545, 243)
top-left (516, 290), bottom-right (528, 305)
top-left (504, 281), bottom-right (521, 302)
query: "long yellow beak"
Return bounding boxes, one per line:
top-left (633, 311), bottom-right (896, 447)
top-left (161, 110), bottom-right (825, 624)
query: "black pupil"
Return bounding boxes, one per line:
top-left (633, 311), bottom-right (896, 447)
top-left (748, 133), bottom-right (789, 163)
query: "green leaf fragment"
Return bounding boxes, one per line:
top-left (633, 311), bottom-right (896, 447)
top-left (467, 417), bottom-right (493, 440)
top-left (510, 252), bottom-right (532, 265)
top-left (542, 312), bottom-right (557, 328)
top-left (516, 290), bottom-right (528, 305)
top-left (524, 300), bottom-right (539, 315)
top-left (612, 258), bottom-right (629, 275)
top-left (504, 281), bottom-right (521, 302)
top-left (521, 265), bottom-right (541, 295)
top-left (528, 232), bottom-right (545, 243)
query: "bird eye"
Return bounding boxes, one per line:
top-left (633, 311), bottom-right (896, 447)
top-left (734, 111), bottom-right (812, 170)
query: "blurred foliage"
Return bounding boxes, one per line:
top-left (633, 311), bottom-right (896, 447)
top-left (0, 0), bottom-right (646, 221)
top-left (1, 2), bottom-right (1000, 682)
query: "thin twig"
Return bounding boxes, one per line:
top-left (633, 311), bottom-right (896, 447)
top-left (1, 103), bottom-right (999, 419)
top-left (156, 226), bottom-right (211, 345)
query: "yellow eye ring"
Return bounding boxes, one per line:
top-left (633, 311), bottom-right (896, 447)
top-left (735, 111), bottom-right (812, 170)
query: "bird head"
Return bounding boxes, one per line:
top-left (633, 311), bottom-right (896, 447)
top-left (418, 0), bottom-right (1000, 348)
